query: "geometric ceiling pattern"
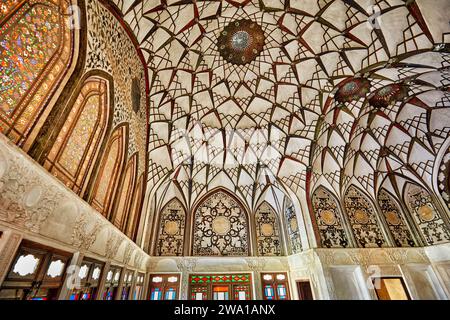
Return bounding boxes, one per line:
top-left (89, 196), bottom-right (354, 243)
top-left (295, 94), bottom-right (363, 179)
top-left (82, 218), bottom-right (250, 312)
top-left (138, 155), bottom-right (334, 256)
top-left (110, 0), bottom-right (450, 212)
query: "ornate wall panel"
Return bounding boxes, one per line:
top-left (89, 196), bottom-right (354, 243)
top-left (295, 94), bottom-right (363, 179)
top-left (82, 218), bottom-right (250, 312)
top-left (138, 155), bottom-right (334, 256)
top-left (404, 184), bottom-right (450, 245)
top-left (284, 199), bottom-right (302, 254)
top-left (0, 0), bottom-right (75, 145)
top-left (125, 174), bottom-right (144, 240)
top-left (437, 146), bottom-right (450, 213)
top-left (343, 186), bottom-right (387, 248)
top-left (85, 0), bottom-right (147, 176)
top-left (377, 190), bottom-right (416, 247)
top-left (44, 77), bottom-right (109, 194)
top-left (255, 202), bottom-right (281, 256)
top-left (155, 198), bottom-right (186, 256)
top-left (112, 155), bottom-right (137, 231)
top-left (90, 125), bottom-right (127, 218)
top-left (193, 190), bottom-right (249, 256)
top-left (311, 187), bottom-right (350, 248)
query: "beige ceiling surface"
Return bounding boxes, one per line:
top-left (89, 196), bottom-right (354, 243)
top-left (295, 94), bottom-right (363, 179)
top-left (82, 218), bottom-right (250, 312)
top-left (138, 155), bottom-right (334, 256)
top-left (109, 0), bottom-right (449, 212)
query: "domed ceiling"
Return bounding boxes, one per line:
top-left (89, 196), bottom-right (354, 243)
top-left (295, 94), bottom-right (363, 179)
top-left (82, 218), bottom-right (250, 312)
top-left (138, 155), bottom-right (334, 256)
top-left (110, 0), bottom-right (450, 213)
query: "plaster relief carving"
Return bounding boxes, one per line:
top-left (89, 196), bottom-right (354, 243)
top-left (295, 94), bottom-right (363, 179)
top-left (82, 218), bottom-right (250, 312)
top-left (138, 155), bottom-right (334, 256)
top-left (105, 229), bottom-right (123, 259)
top-left (71, 212), bottom-right (104, 251)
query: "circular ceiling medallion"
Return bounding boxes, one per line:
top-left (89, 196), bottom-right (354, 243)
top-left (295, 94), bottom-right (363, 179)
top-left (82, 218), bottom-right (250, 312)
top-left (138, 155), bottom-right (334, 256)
top-left (335, 77), bottom-right (371, 103)
top-left (164, 221), bottom-right (180, 235)
top-left (385, 211), bottom-right (401, 226)
top-left (418, 204), bottom-right (435, 222)
top-left (261, 223), bottom-right (274, 237)
top-left (212, 216), bottom-right (231, 235)
top-left (354, 209), bottom-right (370, 224)
top-left (320, 210), bottom-right (336, 226)
top-left (369, 84), bottom-right (409, 108)
top-left (218, 19), bottom-right (265, 65)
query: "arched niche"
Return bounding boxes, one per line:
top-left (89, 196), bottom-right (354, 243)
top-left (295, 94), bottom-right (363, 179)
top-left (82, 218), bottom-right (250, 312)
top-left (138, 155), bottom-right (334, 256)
top-left (255, 201), bottom-right (282, 256)
top-left (283, 198), bottom-right (302, 254)
top-left (89, 124), bottom-right (128, 218)
top-left (44, 76), bottom-right (111, 195)
top-left (0, 0), bottom-right (76, 146)
top-left (436, 145), bottom-right (450, 213)
top-left (377, 189), bottom-right (416, 247)
top-left (343, 185), bottom-right (387, 248)
top-left (126, 174), bottom-right (145, 240)
top-left (311, 186), bottom-right (350, 248)
top-left (112, 153), bottom-right (138, 232)
top-left (155, 198), bottom-right (186, 256)
top-left (192, 189), bottom-right (250, 256)
top-left (404, 183), bottom-right (450, 245)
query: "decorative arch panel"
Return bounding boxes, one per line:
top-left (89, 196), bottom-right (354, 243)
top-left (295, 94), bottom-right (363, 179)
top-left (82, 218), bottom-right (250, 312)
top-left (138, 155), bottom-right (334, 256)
top-left (44, 77), bottom-right (110, 194)
top-left (112, 154), bottom-right (137, 231)
top-left (311, 186), bottom-right (350, 248)
top-left (404, 184), bottom-right (450, 245)
top-left (343, 186), bottom-right (387, 248)
top-left (255, 202), bottom-right (282, 256)
top-left (192, 190), bottom-right (249, 256)
top-left (125, 174), bottom-right (144, 240)
top-left (437, 146), bottom-right (450, 213)
top-left (155, 198), bottom-right (186, 256)
top-left (90, 125), bottom-right (127, 218)
top-left (284, 199), bottom-right (302, 254)
top-left (377, 190), bottom-right (416, 247)
top-left (0, 0), bottom-right (75, 145)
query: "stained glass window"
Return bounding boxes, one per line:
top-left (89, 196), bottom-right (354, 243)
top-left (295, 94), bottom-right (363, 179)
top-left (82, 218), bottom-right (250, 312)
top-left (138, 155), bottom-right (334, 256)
top-left (0, 0), bottom-right (21, 21)
top-left (90, 125), bottom-right (127, 218)
top-left (112, 155), bottom-right (137, 231)
top-left (148, 274), bottom-right (180, 300)
top-left (150, 288), bottom-right (162, 300)
top-left (165, 288), bottom-right (177, 300)
top-left (0, 0), bottom-right (75, 146)
top-left (125, 175), bottom-right (144, 240)
top-left (44, 77), bottom-right (109, 194)
top-left (264, 285), bottom-right (274, 300)
top-left (261, 273), bottom-right (290, 300)
top-left (189, 274), bottom-right (252, 300)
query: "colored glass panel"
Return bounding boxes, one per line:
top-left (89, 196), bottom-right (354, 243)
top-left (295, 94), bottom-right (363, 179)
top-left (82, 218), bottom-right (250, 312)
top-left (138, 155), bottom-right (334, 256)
top-left (277, 284), bottom-right (287, 300)
top-left (190, 274), bottom-right (250, 284)
top-left (264, 285), bottom-right (274, 300)
top-left (165, 288), bottom-right (176, 300)
top-left (0, 0), bottom-right (74, 144)
top-left (150, 288), bottom-right (162, 301)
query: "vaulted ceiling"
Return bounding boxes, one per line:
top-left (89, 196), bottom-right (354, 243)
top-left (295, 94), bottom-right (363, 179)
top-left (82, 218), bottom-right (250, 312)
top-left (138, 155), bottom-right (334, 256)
top-left (108, 0), bottom-right (450, 212)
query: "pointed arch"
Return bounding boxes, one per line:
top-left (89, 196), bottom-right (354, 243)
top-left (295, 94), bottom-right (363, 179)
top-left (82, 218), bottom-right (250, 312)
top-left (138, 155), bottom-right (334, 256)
top-left (0, 0), bottom-right (77, 146)
top-left (283, 197), bottom-right (302, 254)
top-left (404, 183), bottom-right (450, 245)
top-left (311, 186), bottom-right (350, 248)
top-left (192, 188), bottom-right (250, 256)
top-left (89, 124), bottom-right (128, 218)
top-left (112, 153), bottom-right (138, 231)
top-left (155, 197), bottom-right (186, 256)
top-left (377, 189), bottom-right (416, 247)
top-left (343, 185), bottom-right (387, 248)
top-left (436, 145), bottom-right (450, 214)
top-left (126, 173), bottom-right (145, 240)
top-left (44, 75), bottom-right (111, 195)
top-left (255, 201), bottom-right (282, 256)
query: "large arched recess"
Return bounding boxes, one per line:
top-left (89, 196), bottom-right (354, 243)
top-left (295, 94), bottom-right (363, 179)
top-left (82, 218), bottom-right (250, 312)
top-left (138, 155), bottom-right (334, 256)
top-left (189, 188), bottom-right (253, 257)
top-left (41, 71), bottom-right (114, 196)
top-left (0, 0), bottom-right (83, 150)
